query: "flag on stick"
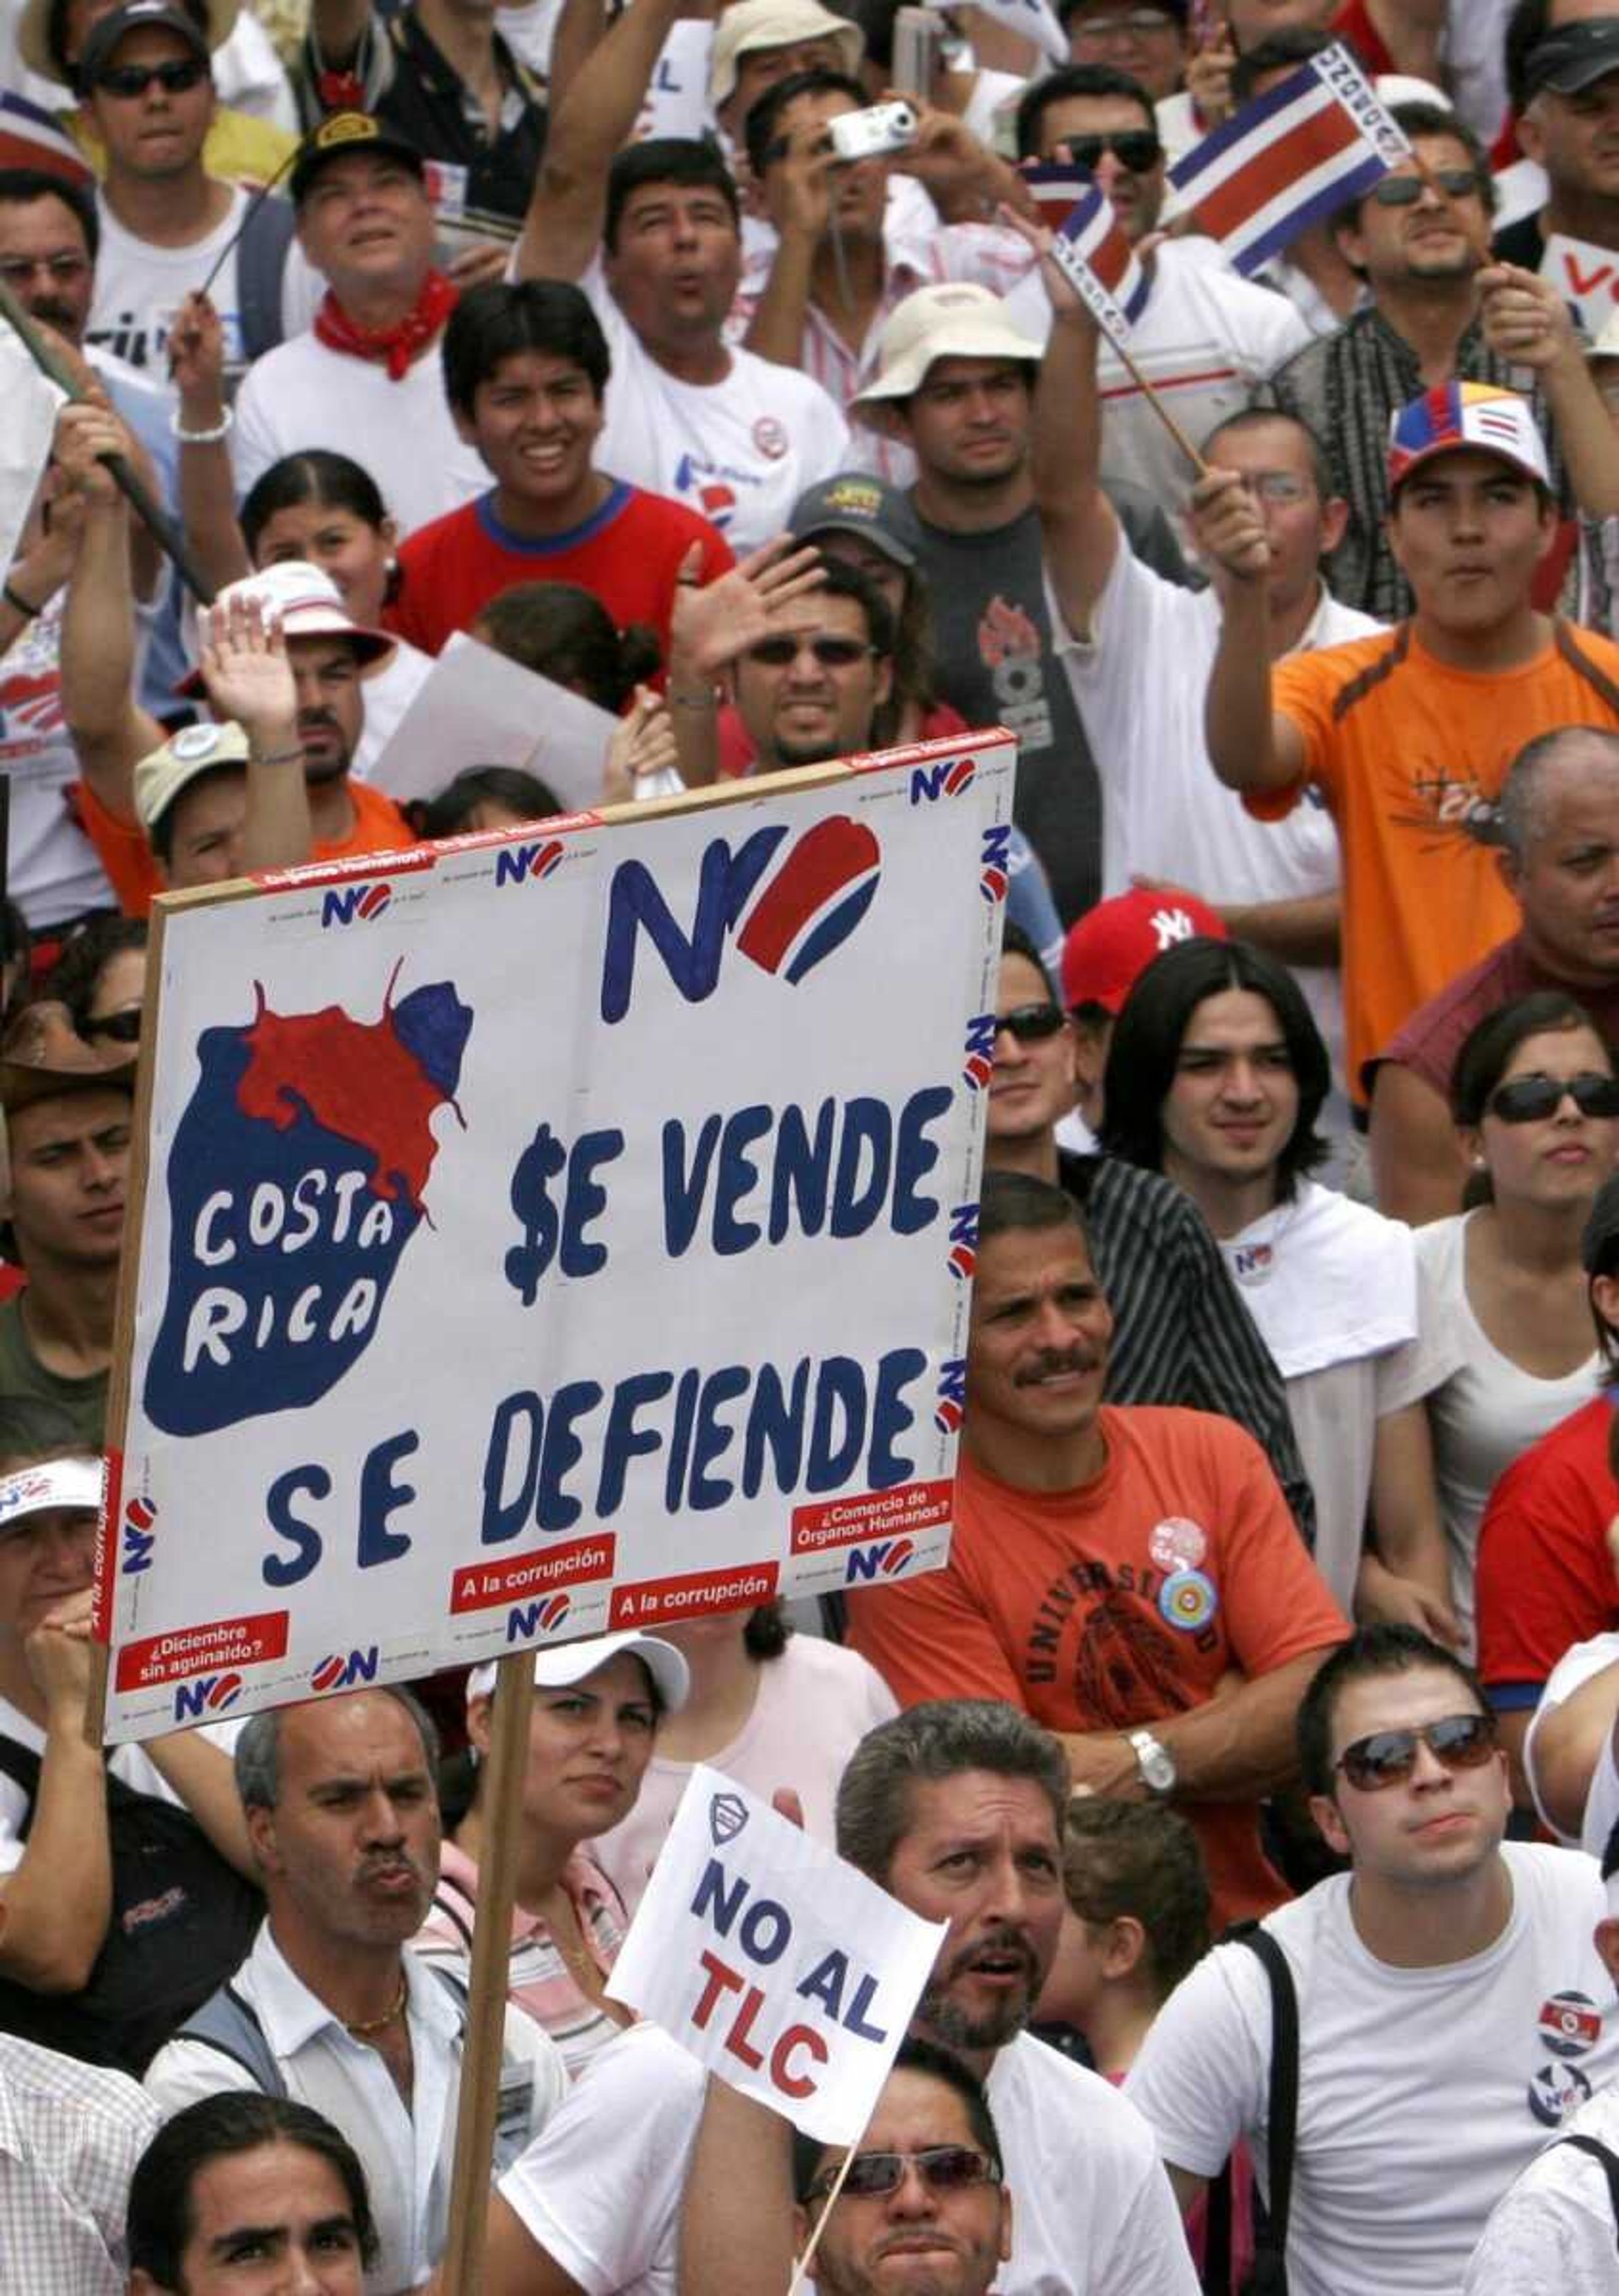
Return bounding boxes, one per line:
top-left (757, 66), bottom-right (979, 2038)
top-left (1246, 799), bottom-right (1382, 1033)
top-left (1048, 183), bottom-right (1151, 348)
top-left (0, 91), bottom-right (92, 187)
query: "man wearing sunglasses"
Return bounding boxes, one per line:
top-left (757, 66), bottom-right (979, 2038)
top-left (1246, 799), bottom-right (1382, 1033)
top-left (1127, 1622), bottom-right (1619, 2295)
top-left (79, 0), bottom-right (315, 377)
top-left (1497, 14), bottom-right (1619, 275)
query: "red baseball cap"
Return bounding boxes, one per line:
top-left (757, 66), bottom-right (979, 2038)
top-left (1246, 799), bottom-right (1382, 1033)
top-left (1061, 887), bottom-right (1228, 1016)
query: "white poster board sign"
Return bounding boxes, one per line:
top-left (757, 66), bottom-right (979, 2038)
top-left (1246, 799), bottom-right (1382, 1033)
top-left (607, 1766), bottom-right (944, 2143)
top-left (94, 736), bottom-right (1013, 1742)
top-left (368, 631), bottom-right (619, 814)
top-left (1540, 232), bottom-right (1619, 338)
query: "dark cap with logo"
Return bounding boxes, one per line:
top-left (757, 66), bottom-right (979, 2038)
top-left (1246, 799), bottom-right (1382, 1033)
top-left (79, 0), bottom-right (210, 83)
top-left (1525, 16), bottom-right (1619, 99)
top-left (290, 111), bottom-right (427, 205)
top-left (787, 473), bottom-right (916, 569)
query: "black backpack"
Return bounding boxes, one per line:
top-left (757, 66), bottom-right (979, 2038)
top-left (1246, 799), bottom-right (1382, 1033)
top-left (1202, 1923), bottom-right (1299, 2296)
top-left (0, 1735), bottom-right (261, 2076)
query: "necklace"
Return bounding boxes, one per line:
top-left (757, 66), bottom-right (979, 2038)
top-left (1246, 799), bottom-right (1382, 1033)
top-left (343, 1974), bottom-right (409, 2037)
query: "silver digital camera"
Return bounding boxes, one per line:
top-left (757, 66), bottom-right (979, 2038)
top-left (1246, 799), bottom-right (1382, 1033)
top-left (828, 100), bottom-right (920, 162)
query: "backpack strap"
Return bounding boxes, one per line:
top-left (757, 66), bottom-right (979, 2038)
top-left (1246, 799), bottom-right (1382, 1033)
top-left (236, 194), bottom-right (297, 363)
top-left (172, 1981), bottom-right (285, 2096)
top-left (1554, 619), bottom-right (1619, 720)
top-left (1239, 1924), bottom-right (1300, 2260)
top-left (1554, 2133), bottom-right (1619, 2254)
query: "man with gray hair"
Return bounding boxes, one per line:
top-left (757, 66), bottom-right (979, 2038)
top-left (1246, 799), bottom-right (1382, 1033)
top-left (1368, 725), bottom-right (1619, 1224)
top-left (143, 1686), bottom-right (565, 2296)
top-left (473, 1699), bottom-right (1199, 2294)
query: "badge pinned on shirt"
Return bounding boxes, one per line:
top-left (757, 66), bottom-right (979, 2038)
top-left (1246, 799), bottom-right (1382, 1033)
top-left (1159, 1568), bottom-right (1217, 1633)
top-left (1529, 2058), bottom-right (1593, 2128)
top-left (752, 416), bottom-right (788, 461)
top-left (1538, 1992), bottom-right (1603, 2061)
top-left (1149, 1517), bottom-right (1207, 1573)
top-left (1230, 1240), bottom-right (1275, 1285)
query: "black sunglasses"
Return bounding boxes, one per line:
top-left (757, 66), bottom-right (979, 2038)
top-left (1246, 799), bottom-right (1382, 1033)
top-left (807, 2146), bottom-right (1002, 2204)
top-left (1370, 167), bottom-right (1479, 207)
top-left (1487, 1071), bottom-right (1619, 1125)
top-left (745, 634), bottom-right (873, 667)
top-left (994, 1003), bottom-right (1066, 1045)
top-left (1334, 1712), bottom-right (1497, 1793)
top-left (1057, 132), bottom-right (1162, 174)
top-left (94, 56), bottom-right (209, 96)
top-left (83, 1010), bottom-right (143, 1046)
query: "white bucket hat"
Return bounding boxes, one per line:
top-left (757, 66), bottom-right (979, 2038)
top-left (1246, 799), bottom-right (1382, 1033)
top-left (851, 282), bottom-right (1043, 424)
top-left (710, 0), bottom-right (863, 110)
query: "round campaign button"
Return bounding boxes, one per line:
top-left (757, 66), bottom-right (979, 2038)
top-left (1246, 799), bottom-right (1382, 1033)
top-left (1149, 1517), bottom-right (1208, 1573)
top-left (1159, 1569), bottom-right (1217, 1633)
top-left (1529, 2060), bottom-right (1592, 2128)
top-left (1538, 1992), bottom-right (1603, 2061)
top-left (171, 722), bottom-right (224, 760)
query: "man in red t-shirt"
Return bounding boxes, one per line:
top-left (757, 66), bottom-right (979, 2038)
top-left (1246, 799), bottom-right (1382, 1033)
top-left (846, 1167), bottom-right (1347, 1929)
top-left (389, 279), bottom-right (733, 658)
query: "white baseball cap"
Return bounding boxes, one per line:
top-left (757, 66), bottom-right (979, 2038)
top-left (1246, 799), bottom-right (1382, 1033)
top-left (176, 560), bottom-right (394, 697)
top-left (466, 1627), bottom-right (690, 1710)
top-left (0, 1456), bottom-right (102, 1537)
top-left (709, 0), bottom-right (863, 109)
top-left (852, 284), bottom-right (1043, 422)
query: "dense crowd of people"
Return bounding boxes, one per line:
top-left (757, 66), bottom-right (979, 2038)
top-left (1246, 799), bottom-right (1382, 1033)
top-left (5, 0), bottom-right (1619, 2288)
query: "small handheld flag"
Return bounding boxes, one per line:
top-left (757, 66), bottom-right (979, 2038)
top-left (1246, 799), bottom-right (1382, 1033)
top-left (1048, 184), bottom-right (1151, 347)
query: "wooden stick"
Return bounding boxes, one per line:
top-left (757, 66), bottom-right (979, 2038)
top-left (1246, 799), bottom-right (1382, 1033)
top-left (1109, 327), bottom-right (1208, 477)
top-left (786, 2138), bottom-right (860, 2296)
top-left (0, 277), bottom-right (217, 606)
top-left (438, 1647), bottom-right (535, 2294)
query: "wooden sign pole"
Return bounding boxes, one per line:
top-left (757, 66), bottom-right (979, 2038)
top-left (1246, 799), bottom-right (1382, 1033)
top-left (438, 1647), bottom-right (535, 2293)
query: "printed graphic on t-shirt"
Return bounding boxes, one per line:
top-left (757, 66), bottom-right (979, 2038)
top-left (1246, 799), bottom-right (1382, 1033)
top-left (1393, 755), bottom-right (1504, 853)
top-left (976, 596), bottom-right (1052, 756)
top-left (0, 614), bottom-right (66, 779)
top-left (1025, 1536), bottom-right (1222, 1719)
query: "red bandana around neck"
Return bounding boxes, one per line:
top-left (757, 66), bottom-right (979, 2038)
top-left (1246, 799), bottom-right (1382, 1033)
top-left (313, 269), bottom-right (460, 381)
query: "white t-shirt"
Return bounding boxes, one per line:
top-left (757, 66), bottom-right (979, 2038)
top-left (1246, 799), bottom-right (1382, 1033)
top-left (233, 331), bottom-right (490, 540)
top-left (0, 1692), bottom-right (240, 1875)
top-left (353, 637), bottom-right (435, 785)
top-left (499, 2021), bottom-right (1200, 2296)
top-left (593, 1635), bottom-right (898, 1915)
top-left (147, 1921), bottom-right (565, 2296)
top-left (1050, 550), bottom-right (1373, 1093)
top-left (1525, 1633), bottom-right (1619, 1858)
top-left (1006, 239), bottom-right (1312, 526)
top-left (1218, 1181), bottom-right (1427, 1611)
top-left (1463, 2078), bottom-right (1619, 2295)
top-left (1409, 1213), bottom-right (1603, 1650)
top-left (586, 266), bottom-right (851, 558)
top-left (87, 188), bottom-right (320, 376)
top-left (1127, 1842), bottom-right (1619, 2296)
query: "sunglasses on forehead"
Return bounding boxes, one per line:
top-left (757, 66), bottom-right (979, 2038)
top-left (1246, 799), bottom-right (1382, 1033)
top-left (1333, 1712), bottom-right (1497, 1793)
top-left (1487, 1071), bottom-right (1619, 1124)
top-left (806, 2146), bottom-right (1002, 2205)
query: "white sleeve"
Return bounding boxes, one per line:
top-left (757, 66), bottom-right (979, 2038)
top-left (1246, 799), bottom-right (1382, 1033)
top-left (497, 2034), bottom-right (699, 2295)
top-left (498, 2001), bottom-right (570, 2139)
top-left (1522, 1638), bottom-right (1619, 1847)
top-left (143, 2036), bottom-right (260, 2115)
top-left (1123, 1945), bottom-right (1272, 2181)
top-left (1088, 2124), bottom-right (1203, 2296)
top-left (230, 367), bottom-right (280, 501)
top-left (1463, 2170), bottom-right (1619, 2296)
top-left (280, 241), bottom-right (325, 341)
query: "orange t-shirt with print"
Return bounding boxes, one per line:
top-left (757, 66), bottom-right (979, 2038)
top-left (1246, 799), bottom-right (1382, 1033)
top-left (1247, 620), bottom-right (1619, 1096)
top-left (846, 1406), bottom-right (1348, 1931)
top-left (72, 777), bottom-right (416, 916)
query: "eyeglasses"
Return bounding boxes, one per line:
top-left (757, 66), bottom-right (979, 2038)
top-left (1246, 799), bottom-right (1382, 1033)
top-left (94, 57), bottom-right (209, 97)
top-left (82, 1010), bottom-right (142, 1046)
top-left (1334, 1712), bottom-right (1498, 1793)
top-left (807, 2146), bottom-right (1002, 2204)
top-left (1487, 1071), bottom-right (1619, 1124)
top-left (1056, 132), bottom-right (1162, 174)
top-left (1235, 471), bottom-right (1309, 504)
top-left (745, 634), bottom-right (874, 667)
top-left (1369, 167), bottom-right (1480, 207)
top-left (0, 255), bottom-right (89, 287)
top-left (994, 1003), bottom-right (1066, 1044)
top-left (1070, 9), bottom-right (1181, 37)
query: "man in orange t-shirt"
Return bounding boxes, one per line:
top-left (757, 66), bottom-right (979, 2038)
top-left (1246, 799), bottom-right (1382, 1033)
top-left (846, 1168), bottom-right (1347, 1931)
top-left (1199, 381), bottom-right (1619, 1106)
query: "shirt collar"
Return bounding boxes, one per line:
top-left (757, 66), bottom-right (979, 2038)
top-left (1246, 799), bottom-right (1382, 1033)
top-left (254, 1921), bottom-right (461, 2056)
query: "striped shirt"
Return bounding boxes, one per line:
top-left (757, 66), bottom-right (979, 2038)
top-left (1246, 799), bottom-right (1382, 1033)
top-left (414, 1842), bottom-right (629, 2078)
top-left (729, 220), bottom-right (1035, 488)
top-left (1063, 1150), bottom-right (1318, 1547)
top-left (0, 2035), bottom-right (160, 2294)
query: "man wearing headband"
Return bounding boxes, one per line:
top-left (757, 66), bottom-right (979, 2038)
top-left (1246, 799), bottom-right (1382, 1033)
top-left (0, 1447), bottom-right (261, 2073)
top-left (1128, 1623), bottom-right (1619, 2293)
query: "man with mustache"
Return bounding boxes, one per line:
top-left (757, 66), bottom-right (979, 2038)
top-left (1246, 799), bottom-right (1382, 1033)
top-left (848, 1169), bottom-right (1348, 1932)
top-left (144, 1688), bottom-right (567, 2296)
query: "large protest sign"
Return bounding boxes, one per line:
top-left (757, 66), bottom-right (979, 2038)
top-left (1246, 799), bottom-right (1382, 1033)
top-left (1540, 232), bottom-right (1619, 341)
top-left (608, 1765), bottom-right (945, 2143)
top-left (92, 736), bottom-right (1013, 1743)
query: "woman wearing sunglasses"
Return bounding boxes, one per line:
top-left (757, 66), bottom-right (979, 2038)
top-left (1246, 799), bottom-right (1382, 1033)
top-left (1409, 991), bottom-right (1619, 1664)
top-left (40, 914), bottom-right (148, 1049)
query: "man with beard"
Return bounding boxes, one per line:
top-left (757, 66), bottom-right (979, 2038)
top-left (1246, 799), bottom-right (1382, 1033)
top-left (144, 1689), bottom-right (567, 2296)
top-left (847, 1171), bottom-right (1347, 1933)
top-left (465, 1701), bottom-right (1199, 2295)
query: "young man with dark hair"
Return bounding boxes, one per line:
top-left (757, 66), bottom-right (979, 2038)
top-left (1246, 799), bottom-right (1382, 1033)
top-left (511, 0), bottom-right (852, 551)
top-left (389, 276), bottom-right (733, 657)
top-left (128, 2093), bottom-right (377, 2295)
top-left (847, 1168), bottom-right (1347, 1931)
top-left (1127, 1622), bottom-right (1619, 2296)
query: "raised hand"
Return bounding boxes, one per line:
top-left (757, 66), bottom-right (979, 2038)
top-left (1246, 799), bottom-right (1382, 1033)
top-left (669, 534), bottom-right (828, 679)
top-left (1478, 262), bottom-right (1581, 373)
top-left (1190, 465), bottom-right (1272, 588)
top-left (200, 589), bottom-right (298, 747)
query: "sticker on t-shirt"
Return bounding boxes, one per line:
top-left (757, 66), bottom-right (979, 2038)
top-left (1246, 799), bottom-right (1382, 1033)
top-left (1529, 2059), bottom-right (1593, 2127)
top-left (1538, 1992), bottom-right (1604, 2060)
top-left (422, 160), bottom-right (470, 225)
top-left (1148, 1517), bottom-right (1207, 1573)
top-left (1159, 1568), bottom-right (1217, 1633)
top-left (752, 416), bottom-right (788, 460)
top-left (1230, 1239), bottom-right (1275, 1285)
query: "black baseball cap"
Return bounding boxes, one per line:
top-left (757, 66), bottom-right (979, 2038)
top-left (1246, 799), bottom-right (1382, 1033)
top-left (788, 474), bottom-right (916, 568)
top-left (290, 111), bottom-right (427, 204)
top-left (79, 0), bottom-right (210, 83)
top-left (1524, 16), bottom-right (1619, 99)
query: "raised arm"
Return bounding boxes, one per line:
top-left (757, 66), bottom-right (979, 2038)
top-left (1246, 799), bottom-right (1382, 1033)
top-left (741, 116), bottom-right (836, 370)
top-left (514, 0), bottom-right (686, 282)
top-left (56, 404), bottom-right (164, 823)
top-left (1479, 262), bottom-right (1619, 521)
top-left (1011, 208), bottom-right (1122, 639)
top-left (1192, 469), bottom-right (1307, 795)
top-left (169, 292), bottom-right (251, 597)
top-left (677, 2078), bottom-right (796, 2296)
top-left (664, 534), bottom-right (827, 786)
top-left (0, 1597), bottom-right (112, 1993)
top-left (198, 596), bottom-right (315, 873)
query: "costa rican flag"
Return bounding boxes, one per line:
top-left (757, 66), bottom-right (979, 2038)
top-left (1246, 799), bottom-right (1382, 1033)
top-left (1048, 185), bottom-right (1151, 348)
top-left (0, 92), bottom-right (93, 188)
top-left (1167, 42), bottom-right (1409, 278)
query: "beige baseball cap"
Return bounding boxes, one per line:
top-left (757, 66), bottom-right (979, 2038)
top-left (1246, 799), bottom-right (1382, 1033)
top-left (135, 718), bottom-right (249, 837)
top-left (709, 0), bottom-right (863, 110)
top-left (851, 283), bottom-right (1043, 423)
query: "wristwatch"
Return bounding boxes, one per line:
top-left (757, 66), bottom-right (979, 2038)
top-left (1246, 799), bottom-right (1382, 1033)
top-left (1128, 1727), bottom-right (1177, 1798)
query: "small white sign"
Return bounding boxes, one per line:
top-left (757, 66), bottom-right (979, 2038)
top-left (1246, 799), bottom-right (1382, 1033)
top-left (1540, 232), bottom-right (1619, 340)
